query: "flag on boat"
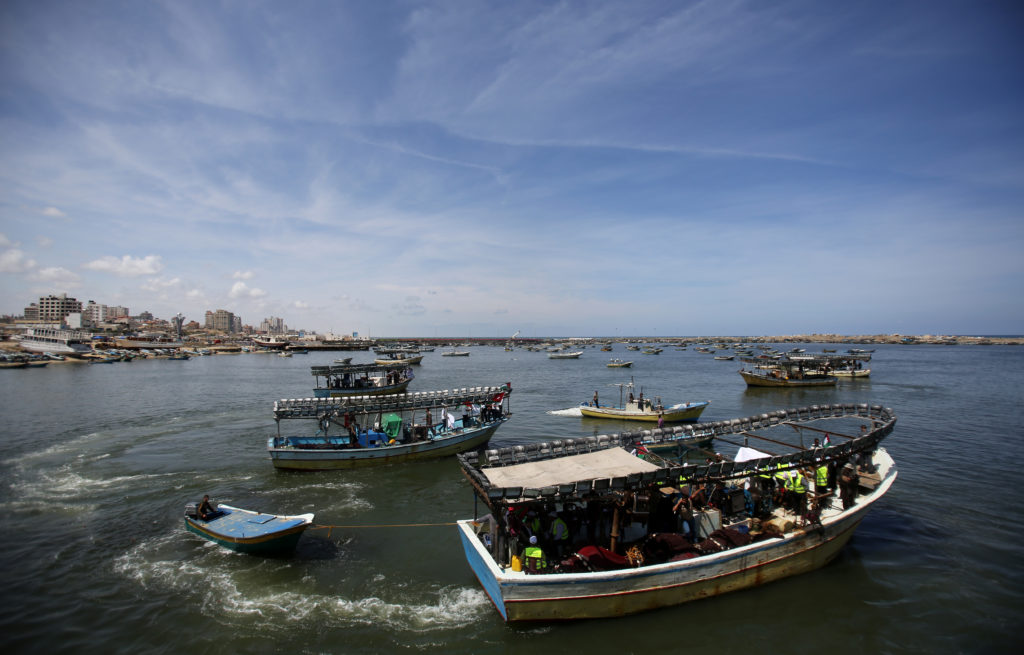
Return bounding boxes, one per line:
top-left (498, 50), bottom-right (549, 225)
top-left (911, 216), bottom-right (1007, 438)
top-left (823, 433), bottom-right (831, 447)
top-left (492, 391), bottom-right (505, 404)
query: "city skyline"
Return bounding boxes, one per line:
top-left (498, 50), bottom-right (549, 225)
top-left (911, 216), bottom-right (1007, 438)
top-left (2, 1), bottom-right (1022, 337)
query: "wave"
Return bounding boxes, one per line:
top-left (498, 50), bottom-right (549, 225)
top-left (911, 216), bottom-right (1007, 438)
top-left (114, 533), bottom-right (489, 632)
top-left (546, 407), bottom-right (583, 417)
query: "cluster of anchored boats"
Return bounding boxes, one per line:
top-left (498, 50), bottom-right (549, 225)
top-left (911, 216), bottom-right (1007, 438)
top-left (183, 355), bottom-right (898, 623)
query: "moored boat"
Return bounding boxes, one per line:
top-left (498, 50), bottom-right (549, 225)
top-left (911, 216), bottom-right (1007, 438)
top-left (606, 359), bottom-right (633, 368)
top-left (253, 335), bottom-right (290, 349)
top-left (16, 328), bottom-right (94, 355)
top-left (312, 362), bottom-right (415, 398)
top-left (267, 384), bottom-right (512, 470)
top-left (374, 350), bottom-right (424, 365)
top-left (442, 350), bottom-right (471, 357)
top-left (456, 403), bottom-right (898, 622)
top-left (184, 502), bottom-right (313, 555)
top-left (548, 351), bottom-right (583, 359)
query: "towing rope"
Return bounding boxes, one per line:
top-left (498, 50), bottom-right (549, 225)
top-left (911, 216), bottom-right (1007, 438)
top-left (308, 521), bottom-right (460, 538)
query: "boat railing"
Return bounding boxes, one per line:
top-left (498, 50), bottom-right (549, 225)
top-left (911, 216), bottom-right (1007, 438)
top-left (274, 385), bottom-right (510, 420)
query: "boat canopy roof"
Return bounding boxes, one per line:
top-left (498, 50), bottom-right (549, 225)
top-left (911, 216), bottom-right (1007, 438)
top-left (483, 448), bottom-right (660, 490)
top-left (311, 362), bottom-right (405, 376)
top-left (459, 403), bottom-right (895, 507)
top-left (274, 384), bottom-right (510, 420)
top-left (740, 353), bottom-right (870, 365)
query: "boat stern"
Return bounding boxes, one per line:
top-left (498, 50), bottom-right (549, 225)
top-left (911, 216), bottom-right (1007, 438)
top-left (457, 519), bottom-right (508, 621)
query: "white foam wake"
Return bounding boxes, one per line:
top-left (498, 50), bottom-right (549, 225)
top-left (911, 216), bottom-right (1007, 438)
top-left (546, 407), bottom-right (583, 417)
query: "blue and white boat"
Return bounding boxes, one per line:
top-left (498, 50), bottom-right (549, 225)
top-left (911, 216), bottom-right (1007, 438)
top-left (184, 503), bottom-right (314, 555)
top-left (456, 403), bottom-right (897, 622)
top-left (267, 385), bottom-right (511, 471)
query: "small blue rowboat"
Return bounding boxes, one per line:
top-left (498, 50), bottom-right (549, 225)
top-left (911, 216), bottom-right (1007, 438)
top-left (184, 503), bottom-right (314, 555)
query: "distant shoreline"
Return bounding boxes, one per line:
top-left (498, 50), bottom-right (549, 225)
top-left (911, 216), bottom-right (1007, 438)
top-left (3, 333), bottom-right (1021, 355)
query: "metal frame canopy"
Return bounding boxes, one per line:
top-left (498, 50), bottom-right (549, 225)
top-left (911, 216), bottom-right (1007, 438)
top-left (311, 362), bottom-right (406, 377)
top-left (459, 403), bottom-right (896, 507)
top-left (274, 385), bottom-right (510, 420)
top-left (483, 448), bottom-right (660, 489)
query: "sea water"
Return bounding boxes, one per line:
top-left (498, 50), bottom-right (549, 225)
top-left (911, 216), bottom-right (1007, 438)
top-left (1, 344), bottom-right (1022, 653)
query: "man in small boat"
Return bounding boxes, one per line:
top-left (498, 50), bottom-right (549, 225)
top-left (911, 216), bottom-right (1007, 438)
top-left (592, 390), bottom-right (599, 407)
top-left (197, 495), bottom-right (217, 520)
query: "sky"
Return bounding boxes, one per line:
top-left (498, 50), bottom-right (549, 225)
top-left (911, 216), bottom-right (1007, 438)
top-left (1, 0), bottom-right (1022, 337)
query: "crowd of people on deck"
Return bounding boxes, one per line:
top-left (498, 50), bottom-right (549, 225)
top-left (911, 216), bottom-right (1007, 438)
top-left (505, 444), bottom-right (874, 575)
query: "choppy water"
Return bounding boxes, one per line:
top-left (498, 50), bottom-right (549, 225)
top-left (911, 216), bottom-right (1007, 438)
top-left (2, 344), bottom-right (1023, 654)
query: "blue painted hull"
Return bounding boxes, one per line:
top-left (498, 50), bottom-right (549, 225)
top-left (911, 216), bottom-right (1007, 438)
top-left (184, 505), bottom-right (313, 555)
top-left (268, 419), bottom-right (506, 471)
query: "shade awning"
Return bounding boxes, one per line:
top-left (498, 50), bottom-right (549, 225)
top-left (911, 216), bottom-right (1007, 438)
top-left (482, 447), bottom-right (660, 489)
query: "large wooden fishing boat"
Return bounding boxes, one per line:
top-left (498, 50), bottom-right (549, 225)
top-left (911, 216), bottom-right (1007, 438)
top-left (312, 362), bottom-right (415, 398)
top-left (456, 403), bottom-right (897, 622)
top-left (737, 353), bottom-right (871, 387)
top-left (184, 503), bottom-right (314, 555)
top-left (581, 380), bottom-right (709, 423)
top-left (267, 385), bottom-right (511, 470)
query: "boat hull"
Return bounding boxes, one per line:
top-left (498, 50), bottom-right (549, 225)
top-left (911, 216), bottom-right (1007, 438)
top-left (459, 448), bottom-right (896, 622)
top-left (184, 505), bottom-right (313, 555)
top-left (374, 355), bottom-right (424, 365)
top-left (580, 401), bottom-right (709, 422)
top-left (833, 369), bottom-right (870, 378)
top-left (268, 420), bottom-right (505, 471)
top-left (739, 370), bottom-right (837, 387)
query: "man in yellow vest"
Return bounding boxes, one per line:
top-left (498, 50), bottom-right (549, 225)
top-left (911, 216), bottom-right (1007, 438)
top-left (549, 511), bottom-right (570, 558)
top-left (522, 535), bottom-right (547, 574)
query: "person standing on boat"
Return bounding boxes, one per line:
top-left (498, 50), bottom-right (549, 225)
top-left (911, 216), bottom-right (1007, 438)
top-left (593, 390), bottom-right (599, 407)
top-left (839, 459), bottom-right (858, 509)
top-left (522, 535), bottom-right (548, 574)
top-left (549, 511), bottom-right (570, 558)
top-left (673, 492), bottom-right (696, 543)
top-left (658, 412), bottom-right (664, 429)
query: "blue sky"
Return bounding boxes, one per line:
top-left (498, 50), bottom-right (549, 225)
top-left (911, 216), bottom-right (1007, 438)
top-left (1, 1), bottom-right (1022, 337)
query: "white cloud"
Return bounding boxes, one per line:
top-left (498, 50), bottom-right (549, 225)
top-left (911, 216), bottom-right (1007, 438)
top-left (41, 207), bottom-right (66, 218)
top-left (0, 233), bottom-right (11, 247)
top-left (84, 255), bottom-right (164, 276)
top-left (229, 281), bottom-right (267, 299)
top-left (36, 236), bottom-right (53, 247)
top-left (30, 266), bottom-right (81, 289)
top-left (232, 270), bottom-right (254, 280)
top-left (141, 276), bottom-right (181, 292)
top-left (0, 249), bottom-right (36, 273)
top-left (292, 300), bottom-right (309, 309)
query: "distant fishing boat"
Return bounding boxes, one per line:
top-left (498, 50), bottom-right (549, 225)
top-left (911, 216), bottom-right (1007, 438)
top-left (548, 351), bottom-right (583, 359)
top-left (738, 353), bottom-right (871, 388)
top-left (184, 503), bottom-right (314, 555)
top-left (581, 379), bottom-right (709, 423)
top-left (606, 359), bottom-right (633, 368)
top-left (312, 362), bottom-right (415, 398)
top-left (374, 349), bottom-right (424, 365)
top-left (442, 350), bottom-right (471, 357)
top-left (267, 384), bottom-right (512, 470)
